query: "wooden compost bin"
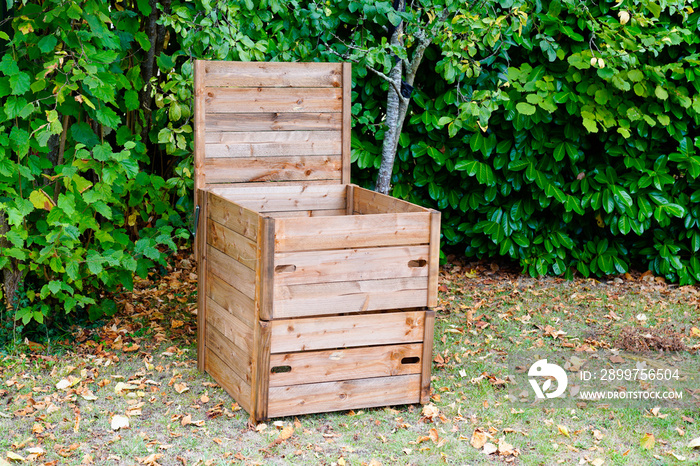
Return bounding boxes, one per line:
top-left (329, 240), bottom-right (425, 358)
top-left (193, 61), bottom-right (440, 421)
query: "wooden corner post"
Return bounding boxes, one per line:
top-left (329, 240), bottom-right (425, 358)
top-left (341, 62), bottom-right (352, 185)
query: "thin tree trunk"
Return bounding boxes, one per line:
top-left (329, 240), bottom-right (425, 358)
top-left (0, 212), bottom-right (21, 314)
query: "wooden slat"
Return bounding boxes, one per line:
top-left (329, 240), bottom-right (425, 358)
top-left (269, 310), bottom-right (426, 353)
top-left (205, 130), bottom-right (341, 144)
top-left (194, 61), bottom-right (206, 192)
top-left (274, 245), bottom-right (429, 287)
top-left (207, 273), bottom-right (255, 329)
top-left (272, 277), bottom-right (428, 318)
top-left (353, 186), bottom-right (428, 214)
top-left (208, 219), bottom-right (257, 270)
top-left (207, 245), bottom-right (256, 299)
top-left (421, 310), bottom-right (435, 404)
top-left (205, 141), bottom-right (341, 158)
top-left (205, 112), bottom-right (342, 132)
top-left (427, 210), bottom-right (441, 308)
top-left (211, 183), bottom-right (347, 198)
top-left (206, 297), bottom-right (254, 355)
top-left (345, 184), bottom-right (354, 215)
top-left (269, 343), bottom-right (423, 387)
top-left (264, 209), bottom-right (346, 219)
top-left (207, 192), bottom-right (259, 241)
top-left (274, 212), bottom-right (431, 252)
top-left (205, 87), bottom-right (343, 114)
top-left (206, 323), bottom-right (252, 384)
top-left (267, 374), bottom-right (421, 418)
top-left (253, 321), bottom-right (271, 422)
top-left (258, 217), bottom-right (275, 321)
top-left (203, 156), bottom-right (342, 184)
top-left (203, 61), bottom-right (343, 88)
top-left (205, 349), bottom-right (252, 414)
top-left (196, 189), bottom-right (208, 371)
top-left (230, 193), bottom-right (346, 213)
top-left (341, 63), bottom-right (352, 184)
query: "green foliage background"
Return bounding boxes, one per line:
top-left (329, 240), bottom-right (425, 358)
top-left (1, 0), bottom-right (699, 329)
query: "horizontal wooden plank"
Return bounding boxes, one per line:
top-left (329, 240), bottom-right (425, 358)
top-left (273, 245), bottom-right (430, 287)
top-left (205, 113), bottom-right (342, 132)
top-left (206, 180), bottom-right (342, 189)
top-left (217, 185), bottom-right (346, 213)
top-left (207, 273), bottom-right (255, 329)
top-left (205, 141), bottom-right (341, 158)
top-left (207, 245), bottom-right (256, 299)
top-left (269, 310), bottom-right (426, 353)
top-left (205, 130), bottom-right (341, 144)
top-left (204, 156), bottom-right (342, 184)
top-left (353, 186), bottom-right (428, 214)
top-left (206, 297), bottom-right (254, 356)
top-left (203, 61), bottom-right (343, 88)
top-left (269, 343), bottom-right (423, 387)
top-left (205, 87), bottom-right (343, 113)
top-left (211, 183), bottom-right (347, 198)
top-left (208, 219), bottom-right (257, 270)
top-left (265, 209), bottom-right (346, 219)
top-left (267, 374), bottom-right (421, 418)
top-left (273, 277), bottom-right (429, 318)
top-left (274, 212), bottom-right (432, 252)
top-left (205, 349), bottom-right (252, 414)
top-left (206, 323), bottom-right (252, 384)
top-left (207, 192), bottom-right (259, 241)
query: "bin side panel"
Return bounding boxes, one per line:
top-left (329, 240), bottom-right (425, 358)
top-left (202, 61), bottom-right (343, 88)
top-left (269, 311), bottom-right (425, 353)
top-left (269, 343), bottom-right (423, 387)
top-left (267, 374), bottom-right (421, 418)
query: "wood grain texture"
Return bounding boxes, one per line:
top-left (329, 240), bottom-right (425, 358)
top-left (274, 212), bottom-right (431, 252)
top-left (258, 217), bottom-right (275, 321)
top-left (196, 189), bottom-right (208, 371)
top-left (273, 245), bottom-right (430, 287)
top-left (194, 60), bottom-right (206, 193)
top-left (267, 374), bottom-right (421, 418)
top-left (207, 192), bottom-right (259, 241)
top-left (205, 140), bottom-right (341, 158)
top-left (272, 277), bottom-right (429, 318)
top-left (253, 321), bottom-right (271, 422)
top-left (207, 245), bottom-right (256, 299)
top-left (203, 156), bottom-right (342, 184)
top-left (206, 297), bottom-right (254, 356)
top-left (269, 310), bottom-right (426, 353)
top-left (264, 209), bottom-right (346, 219)
top-left (207, 273), bottom-right (255, 329)
top-left (341, 62), bottom-right (351, 184)
top-left (205, 349), bottom-right (252, 414)
top-left (268, 343), bottom-right (423, 387)
top-left (353, 186), bottom-right (428, 214)
top-left (215, 184), bottom-right (346, 213)
top-left (203, 61), bottom-right (343, 88)
top-left (427, 210), bottom-right (441, 307)
top-left (205, 87), bottom-right (343, 114)
top-left (206, 323), bottom-right (252, 384)
top-left (421, 310), bottom-right (436, 404)
top-left (208, 219), bottom-right (257, 270)
top-left (205, 112), bottom-right (342, 132)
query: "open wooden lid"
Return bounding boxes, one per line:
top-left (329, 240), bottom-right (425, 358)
top-left (193, 61), bottom-right (351, 192)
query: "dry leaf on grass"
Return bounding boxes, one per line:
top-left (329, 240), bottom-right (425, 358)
top-left (482, 443), bottom-right (498, 455)
top-left (640, 433), bottom-right (655, 450)
top-left (111, 415), bottom-right (130, 431)
top-left (5, 452), bottom-right (25, 462)
top-left (688, 436), bottom-right (700, 449)
top-left (591, 458), bottom-right (605, 466)
top-left (173, 382), bottom-right (189, 394)
top-left (278, 426), bottom-right (294, 441)
top-left (470, 429), bottom-right (488, 449)
top-left (558, 425), bottom-right (570, 438)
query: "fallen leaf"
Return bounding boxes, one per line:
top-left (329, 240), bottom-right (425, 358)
top-left (278, 426), bottom-right (294, 441)
top-left (688, 436), bottom-right (700, 449)
top-left (111, 415), bottom-right (130, 431)
top-left (558, 425), bottom-right (570, 438)
top-left (482, 443), bottom-right (498, 455)
top-left (180, 415), bottom-right (192, 426)
top-left (6, 452), bottom-right (25, 462)
top-left (641, 433), bottom-right (655, 450)
top-left (669, 452), bottom-right (686, 461)
top-left (691, 327), bottom-right (700, 338)
top-left (591, 459), bottom-right (605, 466)
top-left (421, 404), bottom-right (440, 421)
top-left (470, 429), bottom-right (488, 449)
top-left (498, 439), bottom-right (515, 456)
top-left (174, 383), bottom-right (189, 394)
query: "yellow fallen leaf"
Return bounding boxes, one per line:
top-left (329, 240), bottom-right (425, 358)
top-left (470, 429), bottom-right (488, 449)
top-left (641, 432), bottom-right (655, 450)
top-left (181, 414), bottom-right (192, 426)
top-left (558, 425), bottom-right (570, 438)
top-left (688, 436), bottom-right (700, 449)
top-left (6, 451), bottom-right (25, 461)
top-left (174, 382), bottom-right (189, 394)
top-left (690, 327), bottom-right (700, 338)
top-left (278, 426), bottom-right (294, 441)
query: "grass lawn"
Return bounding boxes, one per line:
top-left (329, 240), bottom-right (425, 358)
top-left (0, 256), bottom-right (698, 465)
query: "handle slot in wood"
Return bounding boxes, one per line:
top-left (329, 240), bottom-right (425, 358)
top-left (407, 259), bottom-right (427, 268)
top-left (271, 365), bottom-right (292, 373)
top-left (275, 264), bottom-right (297, 273)
top-left (401, 356), bottom-right (420, 365)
